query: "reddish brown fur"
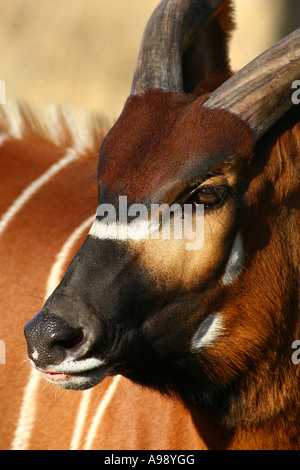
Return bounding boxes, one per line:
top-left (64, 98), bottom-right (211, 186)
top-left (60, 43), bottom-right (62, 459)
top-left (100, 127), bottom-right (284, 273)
top-left (98, 89), bottom-right (253, 202)
top-left (194, 106), bottom-right (300, 449)
top-left (1, 0), bottom-right (299, 450)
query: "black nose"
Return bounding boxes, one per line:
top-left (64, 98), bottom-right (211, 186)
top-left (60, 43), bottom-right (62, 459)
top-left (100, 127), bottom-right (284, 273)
top-left (24, 312), bottom-right (84, 369)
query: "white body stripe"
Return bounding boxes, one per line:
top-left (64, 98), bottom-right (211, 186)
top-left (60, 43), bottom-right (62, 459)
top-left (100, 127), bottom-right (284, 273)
top-left (222, 233), bottom-right (244, 285)
top-left (191, 312), bottom-right (223, 350)
top-left (10, 369), bottom-right (41, 450)
top-left (70, 389), bottom-right (93, 450)
top-left (83, 375), bottom-right (121, 450)
top-left (0, 150), bottom-right (78, 237)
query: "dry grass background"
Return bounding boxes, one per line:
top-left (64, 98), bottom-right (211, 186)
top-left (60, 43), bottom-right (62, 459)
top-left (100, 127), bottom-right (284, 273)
top-left (0, 0), bottom-right (299, 122)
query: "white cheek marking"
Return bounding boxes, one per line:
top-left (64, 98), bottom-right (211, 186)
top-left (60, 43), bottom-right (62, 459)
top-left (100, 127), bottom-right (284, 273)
top-left (222, 232), bottom-right (244, 286)
top-left (191, 312), bottom-right (223, 351)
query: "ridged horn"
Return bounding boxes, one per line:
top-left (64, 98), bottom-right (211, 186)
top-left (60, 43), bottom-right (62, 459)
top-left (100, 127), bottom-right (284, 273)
top-left (131, 0), bottom-right (224, 95)
top-left (204, 27), bottom-right (300, 142)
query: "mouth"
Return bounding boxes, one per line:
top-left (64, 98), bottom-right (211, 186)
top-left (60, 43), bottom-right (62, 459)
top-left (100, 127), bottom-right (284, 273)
top-left (41, 370), bottom-right (71, 382)
top-left (37, 366), bottom-right (109, 390)
top-left (33, 357), bottom-right (109, 390)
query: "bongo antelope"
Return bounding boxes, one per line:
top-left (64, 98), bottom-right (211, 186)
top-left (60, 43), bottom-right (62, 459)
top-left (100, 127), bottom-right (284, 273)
top-left (2, 0), bottom-right (300, 449)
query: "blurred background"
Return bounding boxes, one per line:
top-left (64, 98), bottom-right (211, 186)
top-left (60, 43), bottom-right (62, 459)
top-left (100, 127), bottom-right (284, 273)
top-left (0, 0), bottom-right (299, 123)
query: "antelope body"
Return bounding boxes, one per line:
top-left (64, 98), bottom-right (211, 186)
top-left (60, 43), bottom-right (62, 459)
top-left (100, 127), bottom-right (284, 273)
top-left (1, 0), bottom-right (300, 449)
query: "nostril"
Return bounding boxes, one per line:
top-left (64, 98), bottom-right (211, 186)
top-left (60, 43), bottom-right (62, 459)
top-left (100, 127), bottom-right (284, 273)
top-left (54, 328), bottom-right (84, 351)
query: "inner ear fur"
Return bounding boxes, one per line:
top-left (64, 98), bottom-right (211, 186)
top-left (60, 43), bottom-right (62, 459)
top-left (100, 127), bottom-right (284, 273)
top-left (182, 0), bottom-right (234, 94)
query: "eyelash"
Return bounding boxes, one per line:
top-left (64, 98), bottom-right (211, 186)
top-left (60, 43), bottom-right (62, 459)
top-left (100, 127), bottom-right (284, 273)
top-left (190, 185), bottom-right (229, 210)
top-left (178, 179), bottom-right (230, 212)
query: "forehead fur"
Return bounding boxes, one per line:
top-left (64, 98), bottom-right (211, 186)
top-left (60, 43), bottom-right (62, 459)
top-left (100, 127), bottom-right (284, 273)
top-left (97, 89), bottom-right (253, 203)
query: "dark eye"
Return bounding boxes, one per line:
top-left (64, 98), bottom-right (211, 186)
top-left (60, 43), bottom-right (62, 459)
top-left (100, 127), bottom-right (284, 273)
top-left (192, 185), bottom-right (228, 210)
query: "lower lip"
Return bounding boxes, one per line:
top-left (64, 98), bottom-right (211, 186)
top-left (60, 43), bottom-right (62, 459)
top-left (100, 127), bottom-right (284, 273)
top-left (40, 371), bottom-right (70, 382)
top-left (36, 365), bottom-right (109, 390)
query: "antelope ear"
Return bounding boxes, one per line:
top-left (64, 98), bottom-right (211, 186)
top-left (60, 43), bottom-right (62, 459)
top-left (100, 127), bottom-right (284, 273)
top-left (131, 0), bottom-right (226, 95)
top-left (204, 27), bottom-right (300, 143)
top-left (182, 0), bottom-right (234, 93)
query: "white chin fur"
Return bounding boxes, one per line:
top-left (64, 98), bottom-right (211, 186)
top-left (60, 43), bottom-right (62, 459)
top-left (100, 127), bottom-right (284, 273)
top-left (33, 356), bottom-right (106, 374)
